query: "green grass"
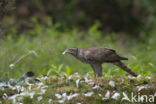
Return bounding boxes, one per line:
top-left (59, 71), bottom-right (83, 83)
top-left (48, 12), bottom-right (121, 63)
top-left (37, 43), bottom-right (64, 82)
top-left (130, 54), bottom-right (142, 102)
top-left (0, 22), bottom-right (156, 81)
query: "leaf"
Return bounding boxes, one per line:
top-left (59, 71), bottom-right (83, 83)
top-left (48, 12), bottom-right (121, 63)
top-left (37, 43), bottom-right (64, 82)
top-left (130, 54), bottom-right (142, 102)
top-left (58, 64), bottom-right (64, 72)
top-left (148, 62), bottom-right (154, 67)
top-left (41, 68), bottom-right (47, 75)
top-left (51, 64), bottom-right (57, 69)
top-left (66, 66), bottom-right (71, 76)
top-left (47, 68), bottom-right (53, 76)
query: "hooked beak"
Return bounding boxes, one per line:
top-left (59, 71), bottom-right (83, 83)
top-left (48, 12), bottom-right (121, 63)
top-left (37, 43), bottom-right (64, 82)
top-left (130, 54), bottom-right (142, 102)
top-left (62, 49), bottom-right (68, 55)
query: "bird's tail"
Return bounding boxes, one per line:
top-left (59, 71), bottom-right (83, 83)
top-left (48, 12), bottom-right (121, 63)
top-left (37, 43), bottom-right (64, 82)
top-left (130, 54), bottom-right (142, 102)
top-left (113, 61), bottom-right (137, 77)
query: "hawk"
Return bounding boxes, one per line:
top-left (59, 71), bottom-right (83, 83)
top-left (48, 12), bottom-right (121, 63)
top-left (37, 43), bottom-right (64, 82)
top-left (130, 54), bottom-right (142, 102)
top-left (63, 47), bottom-right (137, 77)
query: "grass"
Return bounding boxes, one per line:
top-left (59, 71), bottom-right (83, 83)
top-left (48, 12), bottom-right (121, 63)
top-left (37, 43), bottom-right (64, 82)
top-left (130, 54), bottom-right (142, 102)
top-left (1, 74), bottom-right (156, 104)
top-left (0, 22), bottom-right (155, 81)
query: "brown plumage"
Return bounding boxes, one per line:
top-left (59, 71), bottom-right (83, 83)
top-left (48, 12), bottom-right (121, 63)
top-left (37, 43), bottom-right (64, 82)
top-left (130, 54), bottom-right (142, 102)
top-left (63, 47), bottom-right (137, 77)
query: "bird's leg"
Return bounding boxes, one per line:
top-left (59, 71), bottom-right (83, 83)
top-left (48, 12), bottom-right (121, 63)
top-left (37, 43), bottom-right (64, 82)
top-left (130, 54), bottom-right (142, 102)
top-left (94, 70), bottom-right (102, 77)
top-left (90, 63), bottom-right (102, 77)
top-left (91, 68), bottom-right (98, 77)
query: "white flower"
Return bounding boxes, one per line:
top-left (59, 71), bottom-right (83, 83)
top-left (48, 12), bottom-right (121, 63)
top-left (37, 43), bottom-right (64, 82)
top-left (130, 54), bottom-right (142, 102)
top-left (55, 94), bottom-right (62, 99)
top-left (154, 92), bottom-right (156, 96)
top-left (38, 89), bottom-right (46, 95)
top-left (84, 91), bottom-right (94, 97)
top-left (37, 96), bottom-right (43, 101)
top-left (111, 92), bottom-right (120, 100)
top-left (14, 85), bottom-right (24, 92)
top-left (20, 92), bottom-right (35, 99)
top-left (136, 84), bottom-right (152, 91)
top-left (84, 77), bottom-right (92, 83)
top-left (109, 80), bottom-right (115, 87)
top-left (73, 73), bottom-right (80, 78)
top-left (2, 93), bottom-right (8, 100)
top-left (0, 87), bottom-right (4, 91)
top-left (58, 99), bottom-right (65, 103)
top-left (9, 64), bottom-right (15, 69)
top-left (12, 99), bottom-right (16, 104)
top-left (0, 82), bottom-right (7, 91)
top-left (137, 75), bottom-right (142, 79)
top-left (92, 85), bottom-right (101, 90)
top-left (37, 82), bottom-right (44, 88)
top-left (84, 73), bottom-right (90, 77)
top-left (137, 86), bottom-right (145, 91)
top-left (76, 79), bottom-right (80, 88)
top-left (67, 93), bottom-right (79, 100)
top-left (20, 87), bottom-right (25, 92)
top-left (8, 94), bottom-right (20, 100)
top-left (28, 85), bottom-right (32, 90)
top-left (76, 103), bottom-right (81, 104)
top-left (98, 94), bottom-right (102, 97)
top-left (17, 97), bottom-right (23, 101)
top-left (105, 90), bottom-right (110, 98)
top-left (146, 76), bottom-right (151, 80)
top-left (48, 99), bottom-right (52, 103)
top-left (41, 76), bottom-right (48, 80)
top-left (68, 75), bottom-right (72, 80)
top-left (41, 85), bottom-right (48, 89)
top-left (28, 92), bottom-right (35, 99)
top-left (9, 78), bottom-right (16, 84)
top-left (56, 93), bottom-right (79, 102)
top-left (62, 93), bottom-right (67, 98)
top-left (102, 90), bottom-right (110, 100)
top-left (71, 93), bottom-right (79, 97)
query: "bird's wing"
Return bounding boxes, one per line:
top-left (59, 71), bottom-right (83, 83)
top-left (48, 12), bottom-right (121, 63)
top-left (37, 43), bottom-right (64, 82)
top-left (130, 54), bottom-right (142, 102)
top-left (84, 47), bottom-right (120, 62)
top-left (90, 63), bottom-right (102, 77)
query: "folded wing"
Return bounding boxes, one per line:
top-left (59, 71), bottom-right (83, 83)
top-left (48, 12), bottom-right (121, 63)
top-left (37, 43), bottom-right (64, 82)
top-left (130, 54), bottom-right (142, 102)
top-left (83, 47), bottom-right (126, 62)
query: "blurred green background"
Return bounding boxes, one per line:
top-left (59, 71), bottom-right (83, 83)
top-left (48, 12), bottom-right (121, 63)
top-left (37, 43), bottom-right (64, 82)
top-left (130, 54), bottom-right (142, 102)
top-left (0, 0), bottom-right (155, 81)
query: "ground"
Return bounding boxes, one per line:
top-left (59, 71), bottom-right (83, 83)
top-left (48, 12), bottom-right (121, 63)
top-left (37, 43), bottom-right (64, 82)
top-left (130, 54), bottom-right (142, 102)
top-left (0, 73), bottom-right (156, 104)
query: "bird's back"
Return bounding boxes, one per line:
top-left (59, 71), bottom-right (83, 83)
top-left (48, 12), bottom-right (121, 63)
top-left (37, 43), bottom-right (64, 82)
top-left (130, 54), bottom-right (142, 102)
top-left (77, 47), bottom-right (127, 63)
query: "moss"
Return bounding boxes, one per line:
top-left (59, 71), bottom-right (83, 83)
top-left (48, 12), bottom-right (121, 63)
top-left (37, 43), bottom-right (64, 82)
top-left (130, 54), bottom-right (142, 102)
top-left (23, 96), bottom-right (33, 104)
top-left (1, 75), bottom-right (156, 104)
top-left (41, 75), bottom-right (156, 104)
top-left (0, 88), bottom-right (18, 100)
top-left (55, 86), bottom-right (78, 93)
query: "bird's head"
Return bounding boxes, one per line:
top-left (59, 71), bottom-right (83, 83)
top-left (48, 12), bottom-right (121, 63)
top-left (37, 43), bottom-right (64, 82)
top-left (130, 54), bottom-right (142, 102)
top-left (62, 48), bottom-right (78, 56)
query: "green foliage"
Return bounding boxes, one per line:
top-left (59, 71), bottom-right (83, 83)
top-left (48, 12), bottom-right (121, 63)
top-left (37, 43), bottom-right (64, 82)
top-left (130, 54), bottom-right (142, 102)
top-left (0, 22), bottom-right (155, 81)
top-left (47, 64), bottom-right (66, 76)
top-left (65, 66), bottom-right (71, 76)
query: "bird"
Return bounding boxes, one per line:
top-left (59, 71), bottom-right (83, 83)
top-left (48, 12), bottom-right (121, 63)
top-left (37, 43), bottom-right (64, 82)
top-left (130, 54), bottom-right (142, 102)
top-left (62, 47), bottom-right (137, 77)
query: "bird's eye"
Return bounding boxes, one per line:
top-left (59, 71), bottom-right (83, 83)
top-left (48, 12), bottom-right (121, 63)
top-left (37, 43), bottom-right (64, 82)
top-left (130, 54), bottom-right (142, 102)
top-left (69, 49), bottom-right (73, 51)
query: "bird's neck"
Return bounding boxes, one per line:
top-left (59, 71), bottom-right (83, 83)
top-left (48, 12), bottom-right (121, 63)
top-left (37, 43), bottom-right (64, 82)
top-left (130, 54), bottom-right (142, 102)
top-left (71, 53), bottom-right (77, 58)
